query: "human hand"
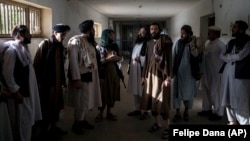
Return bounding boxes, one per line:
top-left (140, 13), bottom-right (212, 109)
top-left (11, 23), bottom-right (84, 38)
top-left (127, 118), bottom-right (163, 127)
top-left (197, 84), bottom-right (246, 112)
top-left (13, 91), bottom-right (23, 104)
top-left (134, 56), bottom-right (140, 63)
top-left (75, 80), bottom-right (82, 89)
top-left (163, 77), bottom-right (171, 87)
top-left (106, 54), bottom-right (120, 62)
top-left (141, 78), bottom-right (145, 86)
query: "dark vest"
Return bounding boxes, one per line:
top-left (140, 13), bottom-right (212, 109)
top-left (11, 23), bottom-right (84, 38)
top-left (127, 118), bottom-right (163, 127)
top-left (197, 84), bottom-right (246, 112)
top-left (173, 39), bottom-right (202, 80)
top-left (14, 57), bottom-right (30, 97)
top-left (219, 34), bottom-right (250, 79)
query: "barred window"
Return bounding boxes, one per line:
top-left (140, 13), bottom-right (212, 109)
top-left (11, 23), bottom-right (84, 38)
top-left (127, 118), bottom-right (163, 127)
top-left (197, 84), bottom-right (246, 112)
top-left (0, 0), bottom-right (41, 37)
top-left (94, 22), bottom-right (102, 38)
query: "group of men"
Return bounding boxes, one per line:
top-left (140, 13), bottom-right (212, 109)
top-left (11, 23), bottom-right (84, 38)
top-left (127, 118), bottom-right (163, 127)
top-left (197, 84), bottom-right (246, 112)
top-left (0, 19), bottom-right (250, 141)
top-left (127, 22), bottom-right (201, 139)
top-left (0, 20), bottom-right (104, 141)
top-left (198, 20), bottom-right (250, 126)
top-left (127, 20), bottom-right (250, 140)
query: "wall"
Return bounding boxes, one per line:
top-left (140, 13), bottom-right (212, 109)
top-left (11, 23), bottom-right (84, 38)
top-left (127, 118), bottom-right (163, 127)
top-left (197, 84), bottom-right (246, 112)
top-left (169, 1), bottom-right (210, 44)
top-left (64, 0), bottom-right (109, 43)
top-left (214, 0), bottom-right (250, 35)
top-left (0, 0), bottom-right (109, 60)
top-left (169, 0), bottom-right (250, 45)
top-left (27, 0), bottom-right (109, 42)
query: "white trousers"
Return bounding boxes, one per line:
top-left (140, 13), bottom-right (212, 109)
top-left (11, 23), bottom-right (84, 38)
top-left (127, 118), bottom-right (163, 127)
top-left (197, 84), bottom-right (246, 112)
top-left (226, 107), bottom-right (250, 125)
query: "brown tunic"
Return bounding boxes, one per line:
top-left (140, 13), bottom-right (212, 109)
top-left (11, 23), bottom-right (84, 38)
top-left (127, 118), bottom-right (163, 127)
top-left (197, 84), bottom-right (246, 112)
top-left (140, 35), bottom-right (173, 119)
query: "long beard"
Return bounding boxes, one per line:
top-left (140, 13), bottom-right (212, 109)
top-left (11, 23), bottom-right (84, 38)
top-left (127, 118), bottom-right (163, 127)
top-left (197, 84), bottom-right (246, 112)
top-left (23, 37), bottom-right (31, 44)
top-left (87, 34), bottom-right (95, 44)
top-left (182, 38), bottom-right (189, 44)
top-left (108, 39), bottom-right (114, 44)
top-left (232, 32), bottom-right (237, 37)
top-left (151, 33), bottom-right (160, 40)
top-left (135, 36), bottom-right (146, 43)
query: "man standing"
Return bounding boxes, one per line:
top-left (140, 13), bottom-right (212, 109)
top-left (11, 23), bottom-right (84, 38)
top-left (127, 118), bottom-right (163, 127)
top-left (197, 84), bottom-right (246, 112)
top-left (172, 25), bottom-right (203, 122)
top-left (2, 25), bottom-right (42, 141)
top-left (95, 29), bottom-right (122, 122)
top-left (67, 20), bottom-right (102, 134)
top-left (198, 26), bottom-right (225, 121)
top-left (127, 25), bottom-right (149, 117)
top-left (33, 24), bottom-right (70, 135)
top-left (140, 23), bottom-right (173, 140)
top-left (220, 20), bottom-right (250, 125)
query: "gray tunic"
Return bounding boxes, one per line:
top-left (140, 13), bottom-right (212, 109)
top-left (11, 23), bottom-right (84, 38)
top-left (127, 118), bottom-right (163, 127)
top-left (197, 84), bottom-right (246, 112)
top-left (173, 43), bottom-right (197, 109)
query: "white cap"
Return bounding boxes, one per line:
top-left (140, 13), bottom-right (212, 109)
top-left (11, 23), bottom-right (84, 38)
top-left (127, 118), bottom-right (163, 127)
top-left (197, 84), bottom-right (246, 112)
top-left (208, 26), bottom-right (221, 31)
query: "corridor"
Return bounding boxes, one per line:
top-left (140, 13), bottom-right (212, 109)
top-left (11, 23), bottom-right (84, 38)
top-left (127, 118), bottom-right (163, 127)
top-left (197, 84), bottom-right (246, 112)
top-left (39, 59), bottom-right (227, 141)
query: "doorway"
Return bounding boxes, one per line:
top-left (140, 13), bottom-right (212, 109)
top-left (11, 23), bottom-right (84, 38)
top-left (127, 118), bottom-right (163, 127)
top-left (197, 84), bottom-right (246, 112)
top-left (200, 13), bottom-right (215, 42)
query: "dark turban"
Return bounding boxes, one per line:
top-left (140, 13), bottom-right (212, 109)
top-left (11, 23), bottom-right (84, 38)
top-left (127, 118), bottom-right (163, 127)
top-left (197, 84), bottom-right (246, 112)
top-left (78, 20), bottom-right (94, 33)
top-left (181, 25), bottom-right (193, 36)
top-left (52, 24), bottom-right (70, 32)
top-left (235, 20), bottom-right (249, 31)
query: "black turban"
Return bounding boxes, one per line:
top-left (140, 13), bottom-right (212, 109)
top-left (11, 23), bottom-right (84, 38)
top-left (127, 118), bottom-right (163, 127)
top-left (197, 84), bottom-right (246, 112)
top-left (181, 25), bottom-right (193, 36)
top-left (78, 20), bottom-right (94, 33)
top-left (52, 24), bottom-right (70, 32)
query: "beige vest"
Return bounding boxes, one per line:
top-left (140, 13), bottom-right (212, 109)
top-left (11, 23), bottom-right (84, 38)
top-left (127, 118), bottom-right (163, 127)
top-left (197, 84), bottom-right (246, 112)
top-left (68, 35), bottom-right (97, 74)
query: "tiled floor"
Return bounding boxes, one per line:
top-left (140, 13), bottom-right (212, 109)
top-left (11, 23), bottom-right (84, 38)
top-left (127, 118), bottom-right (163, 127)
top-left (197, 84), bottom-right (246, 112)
top-left (34, 59), bottom-right (227, 141)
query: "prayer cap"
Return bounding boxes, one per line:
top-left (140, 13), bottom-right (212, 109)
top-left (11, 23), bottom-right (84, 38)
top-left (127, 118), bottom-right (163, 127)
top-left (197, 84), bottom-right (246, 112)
top-left (78, 20), bottom-right (94, 33)
top-left (208, 26), bottom-right (221, 31)
top-left (52, 24), bottom-right (70, 32)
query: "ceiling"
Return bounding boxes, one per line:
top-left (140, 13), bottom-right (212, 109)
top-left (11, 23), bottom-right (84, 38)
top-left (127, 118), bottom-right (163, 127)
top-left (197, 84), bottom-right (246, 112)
top-left (78, 0), bottom-right (200, 20)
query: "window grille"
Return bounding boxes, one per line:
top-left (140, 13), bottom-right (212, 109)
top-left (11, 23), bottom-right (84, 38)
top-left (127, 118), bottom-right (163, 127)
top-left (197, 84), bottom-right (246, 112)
top-left (0, 1), bottom-right (41, 37)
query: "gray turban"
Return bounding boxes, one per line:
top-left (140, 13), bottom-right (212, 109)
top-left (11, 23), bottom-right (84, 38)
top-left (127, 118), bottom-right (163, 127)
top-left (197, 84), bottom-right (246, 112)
top-left (78, 20), bottom-right (94, 33)
top-left (52, 24), bottom-right (70, 32)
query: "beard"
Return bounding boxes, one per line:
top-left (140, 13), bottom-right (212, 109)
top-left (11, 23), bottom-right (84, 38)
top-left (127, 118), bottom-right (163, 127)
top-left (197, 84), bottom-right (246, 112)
top-left (150, 32), bottom-right (160, 40)
top-left (135, 35), bottom-right (146, 43)
top-left (23, 37), bottom-right (31, 44)
top-left (232, 32), bottom-right (237, 37)
top-left (108, 39), bottom-right (114, 44)
top-left (181, 37), bottom-right (189, 43)
top-left (87, 33), bottom-right (95, 44)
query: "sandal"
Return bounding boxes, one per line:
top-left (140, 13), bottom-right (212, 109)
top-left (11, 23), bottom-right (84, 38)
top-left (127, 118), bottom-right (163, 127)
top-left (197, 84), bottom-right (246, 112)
top-left (172, 114), bottom-right (182, 123)
top-left (106, 113), bottom-right (117, 121)
top-left (227, 121), bottom-right (238, 125)
top-left (161, 129), bottom-right (169, 139)
top-left (139, 112), bottom-right (150, 120)
top-left (148, 123), bottom-right (161, 133)
top-left (183, 113), bottom-right (190, 122)
top-left (95, 114), bottom-right (103, 122)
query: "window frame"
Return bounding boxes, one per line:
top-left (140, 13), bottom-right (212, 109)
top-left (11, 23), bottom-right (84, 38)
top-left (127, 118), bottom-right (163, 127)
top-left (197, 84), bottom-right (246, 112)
top-left (0, 0), bottom-right (41, 38)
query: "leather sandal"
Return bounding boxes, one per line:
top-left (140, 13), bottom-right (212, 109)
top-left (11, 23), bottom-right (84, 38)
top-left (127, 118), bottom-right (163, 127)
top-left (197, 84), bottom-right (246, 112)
top-left (161, 129), bottom-right (169, 139)
top-left (95, 114), bottom-right (103, 122)
top-left (148, 123), bottom-right (161, 133)
top-left (106, 113), bottom-right (117, 121)
top-left (139, 112), bottom-right (150, 120)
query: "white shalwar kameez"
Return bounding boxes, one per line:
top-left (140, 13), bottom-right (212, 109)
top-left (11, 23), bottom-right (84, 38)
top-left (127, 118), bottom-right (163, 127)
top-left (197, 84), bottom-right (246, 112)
top-left (67, 36), bottom-right (102, 121)
top-left (220, 41), bottom-right (250, 125)
top-left (2, 41), bottom-right (42, 141)
top-left (200, 39), bottom-right (225, 116)
top-left (127, 43), bottom-right (145, 110)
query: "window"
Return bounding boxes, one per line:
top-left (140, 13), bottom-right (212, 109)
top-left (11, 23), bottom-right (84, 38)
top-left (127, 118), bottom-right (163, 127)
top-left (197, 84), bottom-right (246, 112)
top-left (94, 22), bottom-right (102, 38)
top-left (0, 0), bottom-right (41, 37)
